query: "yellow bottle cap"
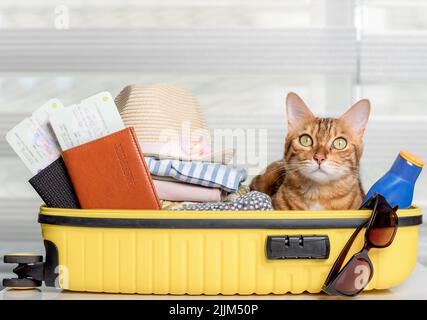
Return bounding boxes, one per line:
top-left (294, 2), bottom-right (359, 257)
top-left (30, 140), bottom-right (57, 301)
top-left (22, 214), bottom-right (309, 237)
top-left (400, 150), bottom-right (424, 168)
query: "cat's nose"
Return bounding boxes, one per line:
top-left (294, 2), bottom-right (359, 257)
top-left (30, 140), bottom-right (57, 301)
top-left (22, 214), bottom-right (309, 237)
top-left (313, 154), bottom-right (326, 165)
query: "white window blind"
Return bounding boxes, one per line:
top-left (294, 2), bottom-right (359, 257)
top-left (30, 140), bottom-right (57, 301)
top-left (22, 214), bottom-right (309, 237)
top-left (0, 0), bottom-right (425, 248)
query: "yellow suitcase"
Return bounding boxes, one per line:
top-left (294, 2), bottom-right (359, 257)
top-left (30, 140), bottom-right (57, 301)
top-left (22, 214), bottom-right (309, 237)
top-left (3, 206), bottom-right (422, 295)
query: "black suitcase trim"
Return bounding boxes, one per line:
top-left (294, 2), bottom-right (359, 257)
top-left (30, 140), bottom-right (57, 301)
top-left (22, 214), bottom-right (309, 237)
top-left (38, 213), bottom-right (422, 229)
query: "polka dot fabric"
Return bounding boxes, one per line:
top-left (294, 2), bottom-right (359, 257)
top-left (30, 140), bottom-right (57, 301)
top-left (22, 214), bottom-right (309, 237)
top-left (176, 191), bottom-right (273, 211)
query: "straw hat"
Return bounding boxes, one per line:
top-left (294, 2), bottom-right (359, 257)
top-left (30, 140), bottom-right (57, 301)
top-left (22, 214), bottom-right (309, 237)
top-left (115, 84), bottom-right (235, 164)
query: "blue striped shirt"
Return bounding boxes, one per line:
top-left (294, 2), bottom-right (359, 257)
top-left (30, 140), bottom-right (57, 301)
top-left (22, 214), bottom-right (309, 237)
top-left (145, 157), bottom-right (246, 193)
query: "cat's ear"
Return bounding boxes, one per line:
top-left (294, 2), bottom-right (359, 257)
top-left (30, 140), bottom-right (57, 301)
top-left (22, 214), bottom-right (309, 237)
top-left (340, 99), bottom-right (371, 137)
top-left (286, 92), bottom-right (315, 131)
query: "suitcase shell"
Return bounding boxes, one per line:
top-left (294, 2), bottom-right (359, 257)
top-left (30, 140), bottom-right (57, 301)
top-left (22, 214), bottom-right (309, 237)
top-left (37, 206), bottom-right (422, 295)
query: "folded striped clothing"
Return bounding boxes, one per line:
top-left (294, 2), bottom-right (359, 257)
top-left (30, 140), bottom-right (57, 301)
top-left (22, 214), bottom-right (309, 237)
top-left (145, 157), bottom-right (246, 193)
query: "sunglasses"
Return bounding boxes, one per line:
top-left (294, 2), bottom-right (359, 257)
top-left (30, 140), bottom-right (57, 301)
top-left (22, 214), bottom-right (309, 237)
top-left (322, 193), bottom-right (398, 296)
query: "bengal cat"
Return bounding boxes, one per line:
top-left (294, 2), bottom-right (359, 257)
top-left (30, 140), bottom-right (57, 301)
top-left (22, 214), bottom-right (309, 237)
top-left (250, 92), bottom-right (371, 210)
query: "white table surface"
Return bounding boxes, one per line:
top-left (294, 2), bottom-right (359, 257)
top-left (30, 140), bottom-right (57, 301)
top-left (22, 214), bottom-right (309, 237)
top-left (2, 263), bottom-right (427, 300)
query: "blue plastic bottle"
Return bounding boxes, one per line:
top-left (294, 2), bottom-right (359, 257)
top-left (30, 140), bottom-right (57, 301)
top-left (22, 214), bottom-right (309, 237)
top-left (363, 151), bottom-right (424, 209)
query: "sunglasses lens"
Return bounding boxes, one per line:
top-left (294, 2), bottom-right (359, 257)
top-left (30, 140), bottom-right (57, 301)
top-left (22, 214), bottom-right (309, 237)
top-left (367, 203), bottom-right (398, 247)
top-left (333, 256), bottom-right (372, 296)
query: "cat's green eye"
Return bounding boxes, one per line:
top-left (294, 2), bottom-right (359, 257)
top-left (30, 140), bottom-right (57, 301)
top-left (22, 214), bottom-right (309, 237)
top-left (332, 137), bottom-right (347, 150)
top-left (299, 134), bottom-right (313, 147)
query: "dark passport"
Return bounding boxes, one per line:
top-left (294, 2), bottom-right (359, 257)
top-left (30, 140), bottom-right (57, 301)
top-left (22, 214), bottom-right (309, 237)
top-left (29, 157), bottom-right (80, 209)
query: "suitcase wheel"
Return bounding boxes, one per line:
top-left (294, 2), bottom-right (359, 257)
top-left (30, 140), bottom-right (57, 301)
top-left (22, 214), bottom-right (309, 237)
top-left (3, 253), bottom-right (44, 289)
top-left (4, 253), bottom-right (43, 264)
top-left (2, 278), bottom-right (42, 289)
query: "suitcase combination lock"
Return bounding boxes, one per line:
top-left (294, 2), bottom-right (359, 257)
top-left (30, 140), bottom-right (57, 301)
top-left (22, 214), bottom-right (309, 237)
top-left (266, 235), bottom-right (330, 260)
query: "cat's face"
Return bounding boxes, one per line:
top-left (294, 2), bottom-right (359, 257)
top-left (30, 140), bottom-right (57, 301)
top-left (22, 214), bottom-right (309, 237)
top-left (284, 93), bottom-right (370, 184)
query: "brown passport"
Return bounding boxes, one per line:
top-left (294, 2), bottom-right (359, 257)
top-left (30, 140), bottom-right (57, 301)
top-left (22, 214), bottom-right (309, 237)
top-left (62, 127), bottom-right (160, 210)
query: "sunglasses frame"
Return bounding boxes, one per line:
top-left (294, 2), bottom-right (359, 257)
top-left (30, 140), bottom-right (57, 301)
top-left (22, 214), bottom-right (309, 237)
top-left (322, 193), bottom-right (398, 297)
